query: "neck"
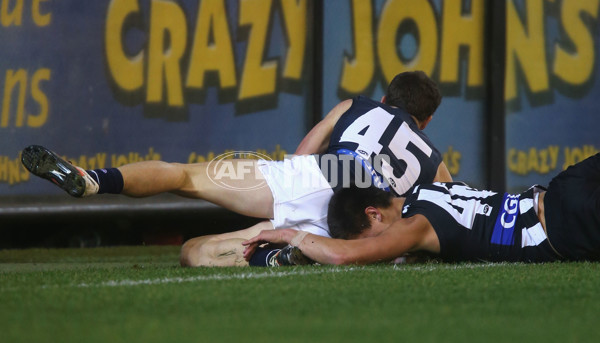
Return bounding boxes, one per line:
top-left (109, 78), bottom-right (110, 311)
top-left (389, 197), bottom-right (406, 220)
top-left (410, 115), bottom-right (425, 130)
top-left (368, 197), bottom-right (407, 236)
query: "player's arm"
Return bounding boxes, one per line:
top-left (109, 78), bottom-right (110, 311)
top-left (433, 161), bottom-right (453, 183)
top-left (242, 215), bottom-right (436, 265)
top-left (294, 99), bottom-right (353, 155)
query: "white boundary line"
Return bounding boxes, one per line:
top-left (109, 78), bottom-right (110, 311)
top-left (0, 263), bottom-right (520, 292)
top-left (74, 268), bottom-right (343, 288)
top-left (71, 263), bottom-right (512, 289)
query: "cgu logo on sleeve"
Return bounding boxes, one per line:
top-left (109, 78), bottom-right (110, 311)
top-left (491, 193), bottom-right (520, 246)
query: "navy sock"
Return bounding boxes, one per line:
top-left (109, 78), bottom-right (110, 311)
top-left (87, 168), bottom-right (124, 194)
top-left (249, 247), bottom-right (281, 267)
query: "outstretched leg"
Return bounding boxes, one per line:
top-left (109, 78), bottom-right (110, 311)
top-left (22, 145), bottom-right (274, 219)
top-left (123, 160), bottom-right (274, 218)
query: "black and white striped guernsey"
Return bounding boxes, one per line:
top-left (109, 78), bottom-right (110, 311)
top-left (401, 182), bottom-right (561, 262)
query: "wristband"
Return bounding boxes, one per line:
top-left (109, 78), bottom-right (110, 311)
top-left (290, 231), bottom-right (309, 247)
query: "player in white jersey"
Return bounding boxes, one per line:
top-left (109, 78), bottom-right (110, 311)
top-left (22, 71), bottom-right (452, 267)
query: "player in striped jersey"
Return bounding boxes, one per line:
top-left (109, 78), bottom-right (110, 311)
top-left (243, 153), bottom-right (600, 264)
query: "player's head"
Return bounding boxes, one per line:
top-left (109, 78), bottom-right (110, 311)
top-left (327, 185), bottom-right (394, 239)
top-left (384, 70), bottom-right (441, 122)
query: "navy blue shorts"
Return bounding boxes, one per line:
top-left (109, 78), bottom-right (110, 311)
top-left (544, 153), bottom-right (600, 260)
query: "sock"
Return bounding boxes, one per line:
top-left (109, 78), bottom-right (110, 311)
top-left (86, 168), bottom-right (124, 194)
top-left (249, 247), bottom-right (281, 267)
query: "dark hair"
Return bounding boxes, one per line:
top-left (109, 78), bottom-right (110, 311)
top-left (384, 71), bottom-right (441, 122)
top-left (327, 186), bottom-right (394, 239)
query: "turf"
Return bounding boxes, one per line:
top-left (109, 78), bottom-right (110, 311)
top-left (1, 247), bottom-right (599, 343)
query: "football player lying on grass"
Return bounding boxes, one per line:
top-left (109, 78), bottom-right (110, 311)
top-left (243, 153), bottom-right (600, 265)
top-left (22, 71), bottom-right (452, 267)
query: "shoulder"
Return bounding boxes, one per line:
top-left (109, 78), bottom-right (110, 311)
top-left (325, 99), bottom-right (353, 122)
top-left (336, 98), bottom-right (354, 111)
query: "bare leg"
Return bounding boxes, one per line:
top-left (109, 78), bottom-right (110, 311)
top-left (180, 221), bottom-right (274, 267)
top-left (21, 146), bottom-right (274, 218)
top-left (118, 161), bottom-right (187, 197)
top-left (118, 160), bottom-right (274, 219)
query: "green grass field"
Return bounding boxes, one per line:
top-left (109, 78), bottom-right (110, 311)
top-left (1, 246), bottom-right (599, 343)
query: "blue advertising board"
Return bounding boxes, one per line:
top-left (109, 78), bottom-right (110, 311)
top-left (1, 0), bottom-right (312, 196)
top-left (3, 0), bottom-right (599, 201)
top-left (505, 0), bottom-right (600, 192)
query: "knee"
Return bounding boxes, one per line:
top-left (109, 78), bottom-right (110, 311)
top-left (167, 162), bottom-right (214, 198)
top-left (169, 162), bottom-right (194, 191)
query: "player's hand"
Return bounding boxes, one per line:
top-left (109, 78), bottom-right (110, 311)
top-left (242, 229), bottom-right (298, 261)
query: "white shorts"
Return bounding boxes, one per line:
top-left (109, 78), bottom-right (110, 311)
top-left (257, 155), bottom-right (333, 237)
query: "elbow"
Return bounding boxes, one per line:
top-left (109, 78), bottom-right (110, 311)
top-left (180, 238), bottom-right (200, 267)
top-left (328, 255), bottom-right (346, 266)
top-left (326, 251), bottom-right (359, 266)
top-left (180, 236), bottom-right (213, 267)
